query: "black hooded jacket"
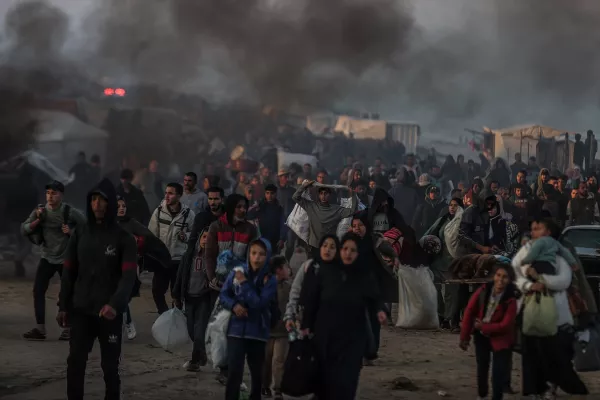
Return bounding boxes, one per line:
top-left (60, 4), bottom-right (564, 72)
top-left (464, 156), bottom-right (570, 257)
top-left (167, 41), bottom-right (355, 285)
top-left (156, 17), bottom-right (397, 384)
top-left (368, 188), bottom-right (414, 241)
top-left (59, 178), bottom-right (138, 316)
top-left (412, 187), bottom-right (447, 238)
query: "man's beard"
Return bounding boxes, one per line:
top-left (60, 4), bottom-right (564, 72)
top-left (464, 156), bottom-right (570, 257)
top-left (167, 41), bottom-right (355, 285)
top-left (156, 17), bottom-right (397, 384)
top-left (210, 205), bottom-right (219, 212)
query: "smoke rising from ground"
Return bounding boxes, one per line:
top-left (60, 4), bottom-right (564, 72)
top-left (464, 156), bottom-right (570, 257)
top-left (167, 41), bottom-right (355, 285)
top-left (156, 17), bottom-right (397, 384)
top-left (2, 0), bottom-right (600, 135)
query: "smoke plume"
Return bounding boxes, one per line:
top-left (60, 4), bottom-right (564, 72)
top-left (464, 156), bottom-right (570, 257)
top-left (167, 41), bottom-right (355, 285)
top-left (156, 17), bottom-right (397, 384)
top-left (2, 0), bottom-right (600, 136)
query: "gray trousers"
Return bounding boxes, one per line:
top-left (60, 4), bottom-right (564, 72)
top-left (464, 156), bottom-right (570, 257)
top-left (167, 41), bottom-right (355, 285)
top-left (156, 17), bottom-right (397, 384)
top-left (185, 292), bottom-right (218, 363)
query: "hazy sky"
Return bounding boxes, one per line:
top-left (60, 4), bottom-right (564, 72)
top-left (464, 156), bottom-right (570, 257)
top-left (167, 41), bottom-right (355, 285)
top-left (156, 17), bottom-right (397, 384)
top-left (1, 0), bottom-right (598, 140)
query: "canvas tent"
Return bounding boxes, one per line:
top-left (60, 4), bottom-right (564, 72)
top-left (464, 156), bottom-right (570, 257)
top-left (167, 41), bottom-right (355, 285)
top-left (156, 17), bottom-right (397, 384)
top-left (334, 116), bottom-right (387, 140)
top-left (33, 110), bottom-right (109, 172)
top-left (483, 124), bottom-right (569, 165)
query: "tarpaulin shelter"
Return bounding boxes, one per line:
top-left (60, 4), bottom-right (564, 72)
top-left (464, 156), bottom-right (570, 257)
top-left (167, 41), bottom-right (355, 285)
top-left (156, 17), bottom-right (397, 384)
top-left (33, 110), bottom-right (109, 172)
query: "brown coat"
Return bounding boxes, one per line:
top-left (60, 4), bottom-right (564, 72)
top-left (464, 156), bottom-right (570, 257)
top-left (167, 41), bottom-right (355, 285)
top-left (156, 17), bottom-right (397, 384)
top-left (271, 279), bottom-right (292, 338)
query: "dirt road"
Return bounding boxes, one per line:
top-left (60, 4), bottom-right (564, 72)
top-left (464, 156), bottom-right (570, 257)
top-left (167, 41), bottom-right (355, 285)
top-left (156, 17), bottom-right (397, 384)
top-left (0, 256), bottom-right (598, 400)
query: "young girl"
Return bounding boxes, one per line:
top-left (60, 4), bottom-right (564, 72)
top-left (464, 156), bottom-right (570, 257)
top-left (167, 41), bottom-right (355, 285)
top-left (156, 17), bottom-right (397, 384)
top-left (459, 264), bottom-right (518, 400)
top-left (173, 228), bottom-right (210, 371)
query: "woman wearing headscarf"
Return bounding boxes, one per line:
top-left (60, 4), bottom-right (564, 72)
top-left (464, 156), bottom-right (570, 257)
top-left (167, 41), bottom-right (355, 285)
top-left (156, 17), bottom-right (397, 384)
top-left (351, 212), bottom-right (398, 364)
top-left (116, 195), bottom-right (171, 340)
top-left (283, 234), bottom-right (340, 333)
top-left (300, 233), bottom-right (387, 400)
top-left (422, 198), bottom-right (464, 330)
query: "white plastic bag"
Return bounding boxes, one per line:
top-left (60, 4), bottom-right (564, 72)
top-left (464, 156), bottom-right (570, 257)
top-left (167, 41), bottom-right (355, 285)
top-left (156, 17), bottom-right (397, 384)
top-left (151, 308), bottom-right (190, 351)
top-left (444, 207), bottom-right (464, 259)
top-left (286, 183), bottom-right (359, 242)
top-left (206, 309), bottom-right (232, 369)
top-left (285, 191), bottom-right (312, 242)
top-left (395, 265), bottom-right (439, 329)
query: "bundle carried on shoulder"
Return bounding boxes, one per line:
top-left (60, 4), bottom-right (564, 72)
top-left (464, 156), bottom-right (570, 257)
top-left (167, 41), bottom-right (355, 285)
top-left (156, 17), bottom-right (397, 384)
top-left (443, 206), bottom-right (464, 258)
top-left (449, 254), bottom-right (499, 280)
top-left (285, 183), bottom-right (362, 242)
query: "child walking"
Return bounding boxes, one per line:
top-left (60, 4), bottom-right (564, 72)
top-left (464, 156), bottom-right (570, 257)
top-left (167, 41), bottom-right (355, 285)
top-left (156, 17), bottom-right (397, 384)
top-left (173, 228), bottom-right (211, 371)
top-left (459, 264), bottom-right (518, 400)
top-left (262, 256), bottom-right (292, 399)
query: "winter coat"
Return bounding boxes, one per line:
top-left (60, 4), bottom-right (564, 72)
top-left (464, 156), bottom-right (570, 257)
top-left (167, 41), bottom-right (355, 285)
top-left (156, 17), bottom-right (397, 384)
top-left (458, 205), bottom-right (489, 254)
top-left (412, 187), bottom-right (447, 237)
top-left (512, 243), bottom-right (574, 327)
top-left (59, 179), bottom-right (138, 315)
top-left (204, 213), bottom-right (259, 282)
top-left (253, 199), bottom-right (286, 248)
top-left (271, 279), bottom-right (292, 338)
top-left (219, 238), bottom-right (278, 342)
top-left (148, 201), bottom-right (195, 261)
top-left (460, 283), bottom-right (518, 352)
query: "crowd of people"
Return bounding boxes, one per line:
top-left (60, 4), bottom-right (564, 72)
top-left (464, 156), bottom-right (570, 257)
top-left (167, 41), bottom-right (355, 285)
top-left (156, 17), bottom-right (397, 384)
top-left (13, 144), bottom-right (600, 400)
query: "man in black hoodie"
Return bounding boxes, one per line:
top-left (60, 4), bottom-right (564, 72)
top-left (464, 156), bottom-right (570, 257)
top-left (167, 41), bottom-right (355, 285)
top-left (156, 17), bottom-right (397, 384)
top-left (58, 178), bottom-right (138, 400)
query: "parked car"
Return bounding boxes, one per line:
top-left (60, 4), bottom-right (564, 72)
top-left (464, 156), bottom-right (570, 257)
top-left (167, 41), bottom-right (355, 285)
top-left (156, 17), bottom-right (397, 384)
top-left (561, 225), bottom-right (600, 308)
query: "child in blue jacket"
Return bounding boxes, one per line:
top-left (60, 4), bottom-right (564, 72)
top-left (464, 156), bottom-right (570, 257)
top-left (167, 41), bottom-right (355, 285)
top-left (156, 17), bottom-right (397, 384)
top-left (220, 238), bottom-right (278, 400)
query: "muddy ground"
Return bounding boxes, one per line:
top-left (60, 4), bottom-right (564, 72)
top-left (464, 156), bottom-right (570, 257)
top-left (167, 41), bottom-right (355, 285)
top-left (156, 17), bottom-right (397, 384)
top-left (0, 251), bottom-right (598, 400)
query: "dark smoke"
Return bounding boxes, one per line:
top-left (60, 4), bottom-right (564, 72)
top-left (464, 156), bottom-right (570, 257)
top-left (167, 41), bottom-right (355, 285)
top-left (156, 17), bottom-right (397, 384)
top-left (3, 0), bottom-right (600, 137)
top-left (81, 0), bottom-right (413, 108)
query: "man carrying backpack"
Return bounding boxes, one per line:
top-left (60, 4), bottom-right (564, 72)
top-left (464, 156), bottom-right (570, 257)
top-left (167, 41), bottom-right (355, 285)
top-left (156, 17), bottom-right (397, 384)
top-left (21, 180), bottom-right (86, 341)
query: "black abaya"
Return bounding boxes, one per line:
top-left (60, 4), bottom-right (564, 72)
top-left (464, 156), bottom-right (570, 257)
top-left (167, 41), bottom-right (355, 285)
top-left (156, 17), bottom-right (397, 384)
top-left (300, 259), bottom-right (380, 399)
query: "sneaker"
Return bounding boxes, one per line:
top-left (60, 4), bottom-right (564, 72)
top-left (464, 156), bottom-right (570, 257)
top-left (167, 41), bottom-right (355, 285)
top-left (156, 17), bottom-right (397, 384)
top-left (261, 388), bottom-right (273, 398)
top-left (183, 360), bottom-right (201, 372)
top-left (23, 328), bottom-right (46, 341)
top-left (126, 322), bottom-right (137, 340)
top-left (59, 328), bottom-right (70, 341)
top-left (274, 391), bottom-right (284, 400)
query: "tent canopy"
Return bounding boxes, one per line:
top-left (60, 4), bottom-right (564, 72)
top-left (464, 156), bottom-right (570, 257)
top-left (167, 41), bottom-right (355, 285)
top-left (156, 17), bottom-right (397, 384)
top-left (484, 124), bottom-right (568, 139)
top-left (33, 110), bottom-right (109, 143)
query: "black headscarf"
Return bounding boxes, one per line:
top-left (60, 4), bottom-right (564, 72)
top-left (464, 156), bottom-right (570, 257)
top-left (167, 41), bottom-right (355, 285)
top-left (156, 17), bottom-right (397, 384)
top-left (315, 233), bottom-right (341, 265)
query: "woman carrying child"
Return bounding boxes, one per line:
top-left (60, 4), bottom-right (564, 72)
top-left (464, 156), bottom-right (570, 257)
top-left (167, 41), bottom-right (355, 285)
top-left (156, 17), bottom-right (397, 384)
top-left (459, 264), bottom-right (518, 400)
top-left (511, 218), bottom-right (588, 399)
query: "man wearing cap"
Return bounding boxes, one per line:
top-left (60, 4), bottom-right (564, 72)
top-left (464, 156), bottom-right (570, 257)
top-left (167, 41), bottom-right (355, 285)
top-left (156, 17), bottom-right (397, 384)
top-left (276, 169), bottom-right (297, 260)
top-left (58, 178), bottom-right (138, 400)
top-left (21, 180), bottom-right (86, 341)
